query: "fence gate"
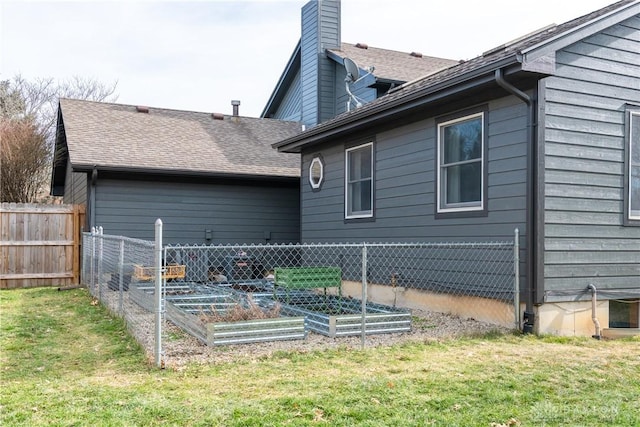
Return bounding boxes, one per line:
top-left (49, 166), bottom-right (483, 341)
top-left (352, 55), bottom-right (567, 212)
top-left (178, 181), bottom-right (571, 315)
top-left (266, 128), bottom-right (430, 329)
top-left (0, 203), bottom-right (85, 289)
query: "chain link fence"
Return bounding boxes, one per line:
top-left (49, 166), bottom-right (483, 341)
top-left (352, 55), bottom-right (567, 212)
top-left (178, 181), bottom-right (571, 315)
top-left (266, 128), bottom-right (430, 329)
top-left (83, 225), bottom-right (518, 367)
top-left (82, 227), bottom-right (160, 362)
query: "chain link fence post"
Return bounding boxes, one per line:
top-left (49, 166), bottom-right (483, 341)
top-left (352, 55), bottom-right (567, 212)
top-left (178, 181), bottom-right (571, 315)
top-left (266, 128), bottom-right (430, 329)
top-left (97, 226), bottom-right (103, 300)
top-left (118, 239), bottom-right (125, 315)
top-left (514, 228), bottom-right (520, 331)
top-left (361, 243), bottom-right (367, 349)
top-left (154, 219), bottom-right (163, 369)
top-left (90, 227), bottom-right (96, 294)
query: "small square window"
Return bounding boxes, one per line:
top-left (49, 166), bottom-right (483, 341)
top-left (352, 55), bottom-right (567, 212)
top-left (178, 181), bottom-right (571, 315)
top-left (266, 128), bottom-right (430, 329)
top-left (309, 156), bottom-right (324, 189)
top-left (609, 299), bottom-right (639, 328)
top-left (345, 142), bottom-right (373, 219)
top-left (437, 112), bottom-right (485, 213)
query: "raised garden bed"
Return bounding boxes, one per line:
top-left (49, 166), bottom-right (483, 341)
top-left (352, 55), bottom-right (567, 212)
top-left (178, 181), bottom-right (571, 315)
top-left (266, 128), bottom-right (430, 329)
top-left (276, 293), bottom-right (412, 337)
top-left (212, 279), bottom-right (274, 295)
top-left (129, 282), bottom-right (195, 312)
top-left (165, 292), bottom-right (306, 346)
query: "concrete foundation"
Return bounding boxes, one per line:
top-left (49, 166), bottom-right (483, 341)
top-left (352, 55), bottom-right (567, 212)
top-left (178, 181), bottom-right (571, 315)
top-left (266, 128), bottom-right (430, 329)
top-left (535, 300), bottom-right (608, 337)
top-left (340, 281), bottom-right (517, 328)
top-left (336, 281), bottom-right (636, 337)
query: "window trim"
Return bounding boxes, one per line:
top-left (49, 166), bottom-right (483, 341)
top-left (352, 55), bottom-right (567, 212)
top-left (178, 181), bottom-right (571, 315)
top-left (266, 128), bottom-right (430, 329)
top-left (309, 156), bottom-right (324, 190)
top-left (436, 111), bottom-right (486, 214)
top-left (345, 141), bottom-right (374, 220)
top-left (624, 106), bottom-right (640, 225)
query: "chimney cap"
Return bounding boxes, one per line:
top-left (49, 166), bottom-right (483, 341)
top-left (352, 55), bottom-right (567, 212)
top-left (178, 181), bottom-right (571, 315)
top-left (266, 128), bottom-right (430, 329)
top-left (231, 100), bottom-right (241, 106)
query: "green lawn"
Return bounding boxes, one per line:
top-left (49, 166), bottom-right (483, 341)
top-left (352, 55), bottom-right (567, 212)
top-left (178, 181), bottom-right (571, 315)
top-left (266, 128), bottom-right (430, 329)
top-left (1, 287), bottom-right (639, 426)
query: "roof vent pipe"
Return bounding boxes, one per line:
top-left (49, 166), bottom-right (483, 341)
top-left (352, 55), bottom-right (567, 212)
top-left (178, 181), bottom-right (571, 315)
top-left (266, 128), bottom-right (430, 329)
top-left (211, 113), bottom-right (225, 120)
top-left (587, 284), bottom-right (602, 340)
top-left (231, 100), bottom-right (240, 116)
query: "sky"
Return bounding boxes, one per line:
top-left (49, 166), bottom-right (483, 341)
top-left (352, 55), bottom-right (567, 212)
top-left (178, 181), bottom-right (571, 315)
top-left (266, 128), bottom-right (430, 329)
top-left (0, 0), bottom-right (619, 118)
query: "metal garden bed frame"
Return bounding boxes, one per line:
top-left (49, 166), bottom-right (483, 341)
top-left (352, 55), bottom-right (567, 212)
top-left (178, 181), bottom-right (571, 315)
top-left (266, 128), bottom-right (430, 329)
top-left (273, 292), bottom-right (412, 337)
top-left (130, 281), bottom-right (307, 346)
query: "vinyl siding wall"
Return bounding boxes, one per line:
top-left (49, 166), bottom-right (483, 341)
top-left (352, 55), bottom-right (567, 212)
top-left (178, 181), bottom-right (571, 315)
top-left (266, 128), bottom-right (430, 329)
top-left (300, 95), bottom-right (529, 244)
top-left (541, 15), bottom-right (640, 298)
top-left (300, 1), bottom-right (319, 127)
top-left (62, 161), bottom-right (87, 206)
top-left (94, 179), bottom-right (300, 245)
top-left (300, 0), bottom-right (340, 127)
top-left (272, 69), bottom-right (302, 122)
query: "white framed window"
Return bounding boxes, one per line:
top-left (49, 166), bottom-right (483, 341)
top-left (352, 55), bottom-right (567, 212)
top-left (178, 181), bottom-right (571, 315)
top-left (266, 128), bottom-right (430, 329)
top-left (345, 142), bottom-right (373, 219)
top-left (627, 109), bottom-right (640, 222)
top-left (437, 112), bottom-right (484, 213)
top-left (309, 156), bottom-right (324, 189)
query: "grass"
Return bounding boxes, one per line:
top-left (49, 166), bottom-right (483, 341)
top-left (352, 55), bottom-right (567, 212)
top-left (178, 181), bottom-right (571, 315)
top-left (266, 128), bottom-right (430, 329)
top-left (1, 288), bottom-right (639, 426)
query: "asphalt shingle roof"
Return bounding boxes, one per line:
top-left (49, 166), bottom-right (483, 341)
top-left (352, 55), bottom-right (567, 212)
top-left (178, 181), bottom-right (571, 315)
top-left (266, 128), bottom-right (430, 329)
top-left (59, 99), bottom-right (302, 178)
top-left (328, 43), bottom-right (458, 83)
top-left (275, 0), bottom-right (638, 151)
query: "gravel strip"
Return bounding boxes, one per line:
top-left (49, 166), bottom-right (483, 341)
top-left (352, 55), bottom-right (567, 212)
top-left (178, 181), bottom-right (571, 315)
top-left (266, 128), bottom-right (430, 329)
top-left (95, 287), bottom-right (512, 368)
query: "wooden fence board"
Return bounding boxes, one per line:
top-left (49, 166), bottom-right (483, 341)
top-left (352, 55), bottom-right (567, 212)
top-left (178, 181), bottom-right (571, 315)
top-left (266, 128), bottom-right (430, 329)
top-left (0, 203), bottom-right (85, 289)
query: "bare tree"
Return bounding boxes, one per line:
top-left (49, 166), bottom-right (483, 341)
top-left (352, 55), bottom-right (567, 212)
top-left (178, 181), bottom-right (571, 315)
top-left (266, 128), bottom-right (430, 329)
top-left (0, 119), bottom-right (49, 203)
top-left (2, 74), bottom-right (117, 137)
top-left (0, 75), bottom-right (117, 203)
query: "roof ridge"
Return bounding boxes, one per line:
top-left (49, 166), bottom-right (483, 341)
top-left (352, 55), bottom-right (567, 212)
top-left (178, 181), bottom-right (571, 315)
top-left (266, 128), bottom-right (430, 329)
top-left (60, 98), bottom-right (300, 122)
top-left (337, 42), bottom-right (457, 61)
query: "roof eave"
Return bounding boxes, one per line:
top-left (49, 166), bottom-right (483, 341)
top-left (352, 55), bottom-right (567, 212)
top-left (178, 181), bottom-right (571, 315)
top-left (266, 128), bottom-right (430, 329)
top-left (521, 0), bottom-right (640, 61)
top-left (70, 163), bottom-right (301, 182)
top-left (274, 55), bottom-right (529, 153)
top-left (50, 105), bottom-right (68, 196)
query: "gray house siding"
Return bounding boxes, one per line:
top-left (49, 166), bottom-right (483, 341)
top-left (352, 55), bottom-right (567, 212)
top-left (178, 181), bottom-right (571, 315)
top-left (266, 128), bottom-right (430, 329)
top-left (272, 69), bottom-right (302, 122)
top-left (275, 52), bottom-right (377, 124)
top-left (62, 161), bottom-right (87, 206)
top-left (540, 16), bottom-right (640, 300)
top-left (93, 178), bottom-right (300, 245)
top-left (300, 1), bottom-right (320, 127)
top-left (300, 94), bottom-right (529, 243)
top-left (300, 0), bottom-right (340, 127)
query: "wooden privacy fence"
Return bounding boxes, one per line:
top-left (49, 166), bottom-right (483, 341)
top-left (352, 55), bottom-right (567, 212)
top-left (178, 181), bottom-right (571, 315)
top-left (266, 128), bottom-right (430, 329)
top-left (0, 203), bottom-right (85, 289)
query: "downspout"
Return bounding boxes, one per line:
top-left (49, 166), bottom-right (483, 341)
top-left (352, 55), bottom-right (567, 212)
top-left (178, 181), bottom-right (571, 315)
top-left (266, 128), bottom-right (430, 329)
top-left (587, 284), bottom-right (602, 340)
top-left (90, 166), bottom-right (97, 230)
top-left (495, 68), bottom-right (536, 333)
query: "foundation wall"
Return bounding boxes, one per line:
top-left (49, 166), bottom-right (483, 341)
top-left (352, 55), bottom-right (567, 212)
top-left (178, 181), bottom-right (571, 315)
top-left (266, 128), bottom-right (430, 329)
top-left (336, 281), bottom-right (633, 337)
top-left (341, 281), bottom-right (517, 328)
top-left (535, 300), bottom-right (609, 337)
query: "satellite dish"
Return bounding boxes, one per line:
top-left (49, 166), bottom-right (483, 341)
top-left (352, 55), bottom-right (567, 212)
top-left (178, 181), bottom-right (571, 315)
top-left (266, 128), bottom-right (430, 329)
top-left (344, 57), bottom-right (360, 83)
top-left (343, 56), bottom-right (375, 111)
